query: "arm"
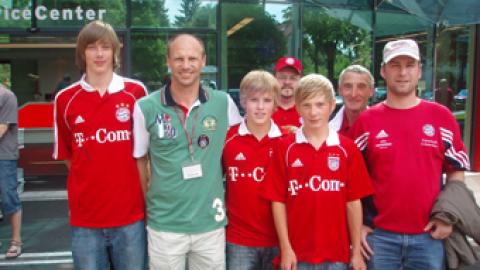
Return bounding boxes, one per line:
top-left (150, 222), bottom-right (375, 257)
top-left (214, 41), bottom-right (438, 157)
top-left (136, 155), bottom-right (150, 196)
top-left (425, 170), bottom-right (465, 239)
top-left (64, 160), bottom-right (71, 170)
top-left (347, 200), bottom-right (367, 270)
top-left (0, 123), bottom-right (7, 138)
top-left (272, 201), bottom-right (297, 270)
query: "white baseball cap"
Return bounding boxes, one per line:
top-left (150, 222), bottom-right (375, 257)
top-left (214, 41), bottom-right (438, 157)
top-left (383, 39), bottom-right (420, 64)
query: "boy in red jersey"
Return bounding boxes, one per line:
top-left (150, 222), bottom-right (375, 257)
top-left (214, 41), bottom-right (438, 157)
top-left (351, 39), bottom-right (469, 270)
top-left (53, 21), bottom-right (147, 270)
top-left (264, 74), bottom-right (373, 270)
top-left (223, 70), bottom-right (282, 269)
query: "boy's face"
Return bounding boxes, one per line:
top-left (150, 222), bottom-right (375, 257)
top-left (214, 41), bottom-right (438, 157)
top-left (244, 90), bottom-right (275, 127)
top-left (84, 39), bottom-right (114, 76)
top-left (296, 93), bottom-right (335, 130)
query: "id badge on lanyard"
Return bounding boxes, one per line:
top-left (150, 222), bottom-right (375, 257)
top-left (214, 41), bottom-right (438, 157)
top-left (174, 106), bottom-right (203, 180)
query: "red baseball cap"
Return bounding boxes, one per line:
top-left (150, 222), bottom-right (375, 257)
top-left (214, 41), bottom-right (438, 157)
top-left (274, 56), bottom-right (302, 74)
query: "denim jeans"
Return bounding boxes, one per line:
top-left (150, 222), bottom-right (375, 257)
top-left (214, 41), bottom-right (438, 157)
top-left (0, 160), bottom-right (21, 215)
top-left (71, 220), bottom-right (147, 270)
top-left (226, 242), bottom-right (278, 270)
top-left (366, 228), bottom-right (444, 270)
top-left (296, 262), bottom-right (348, 270)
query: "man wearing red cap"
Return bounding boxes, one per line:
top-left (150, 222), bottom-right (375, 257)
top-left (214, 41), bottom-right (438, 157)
top-left (350, 39), bottom-right (469, 270)
top-left (272, 56), bottom-right (302, 132)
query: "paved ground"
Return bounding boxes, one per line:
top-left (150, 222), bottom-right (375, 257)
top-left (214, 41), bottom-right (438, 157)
top-left (0, 173), bottom-right (479, 269)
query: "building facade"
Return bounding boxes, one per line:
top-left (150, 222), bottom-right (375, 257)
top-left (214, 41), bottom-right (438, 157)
top-left (0, 0), bottom-right (479, 172)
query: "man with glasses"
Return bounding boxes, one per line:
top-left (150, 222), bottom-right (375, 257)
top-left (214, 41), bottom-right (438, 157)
top-left (272, 56), bottom-right (302, 132)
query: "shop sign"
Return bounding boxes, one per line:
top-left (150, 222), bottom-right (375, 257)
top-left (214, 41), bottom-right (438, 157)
top-left (1, 5), bottom-right (106, 21)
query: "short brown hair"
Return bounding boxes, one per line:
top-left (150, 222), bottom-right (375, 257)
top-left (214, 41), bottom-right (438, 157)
top-left (75, 20), bottom-right (121, 72)
top-left (239, 70), bottom-right (279, 109)
top-left (295, 74), bottom-right (335, 105)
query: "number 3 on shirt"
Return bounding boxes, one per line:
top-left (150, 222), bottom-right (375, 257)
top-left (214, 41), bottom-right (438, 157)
top-left (212, 198), bottom-right (225, 222)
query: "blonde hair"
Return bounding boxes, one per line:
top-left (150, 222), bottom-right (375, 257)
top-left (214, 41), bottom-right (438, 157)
top-left (295, 74), bottom-right (335, 105)
top-left (76, 20), bottom-right (121, 72)
top-left (239, 70), bottom-right (279, 109)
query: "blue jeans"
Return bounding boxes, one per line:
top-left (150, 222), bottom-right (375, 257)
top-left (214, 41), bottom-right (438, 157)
top-left (226, 242), bottom-right (278, 270)
top-left (366, 228), bottom-right (444, 270)
top-left (0, 160), bottom-right (21, 215)
top-left (297, 262), bottom-right (348, 270)
top-left (71, 220), bottom-right (147, 270)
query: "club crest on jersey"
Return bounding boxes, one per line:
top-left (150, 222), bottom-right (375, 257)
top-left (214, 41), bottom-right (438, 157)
top-left (423, 124), bottom-right (435, 137)
top-left (202, 116), bottom-right (217, 131)
top-left (328, 156), bottom-right (340, 171)
top-left (156, 113), bottom-right (177, 139)
top-left (115, 103), bottom-right (130, 122)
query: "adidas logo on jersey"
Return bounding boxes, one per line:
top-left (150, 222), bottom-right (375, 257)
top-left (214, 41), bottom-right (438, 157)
top-left (376, 130), bottom-right (389, 139)
top-left (235, 152), bottom-right (246, 161)
top-left (291, 158), bottom-right (304, 168)
top-left (75, 115), bottom-right (85, 124)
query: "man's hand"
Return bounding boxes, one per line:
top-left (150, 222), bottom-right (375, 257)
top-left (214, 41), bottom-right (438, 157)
top-left (280, 247), bottom-right (297, 270)
top-left (360, 225), bottom-right (374, 260)
top-left (351, 252), bottom-right (367, 270)
top-left (424, 218), bottom-right (453, 239)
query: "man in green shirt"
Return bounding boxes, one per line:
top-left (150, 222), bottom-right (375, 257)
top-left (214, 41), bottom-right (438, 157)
top-left (133, 33), bottom-right (241, 269)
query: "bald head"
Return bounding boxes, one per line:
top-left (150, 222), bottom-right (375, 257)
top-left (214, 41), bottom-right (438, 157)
top-left (167, 33), bottom-right (205, 57)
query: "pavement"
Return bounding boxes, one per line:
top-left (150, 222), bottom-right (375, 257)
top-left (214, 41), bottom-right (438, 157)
top-left (0, 173), bottom-right (479, 269)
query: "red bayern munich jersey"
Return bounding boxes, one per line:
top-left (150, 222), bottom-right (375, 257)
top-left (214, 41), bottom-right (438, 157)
top-left (263, 128), bottom-right (373, 264)
top-left (223, 120), bottom-right (282, 247)
top-left (53, 73), bottom-right (147, 228)
top-left (272, 106), bottom-right (301, 130)
top-left (350, 100), bottom-right (470, 234)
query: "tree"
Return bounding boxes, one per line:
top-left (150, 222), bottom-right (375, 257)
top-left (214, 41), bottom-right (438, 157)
top-left (175, 0), bottom-right (201, 27)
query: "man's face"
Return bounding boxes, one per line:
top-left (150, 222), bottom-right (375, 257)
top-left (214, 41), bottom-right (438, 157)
top-left (275, 67), bottom-right (300, 105)
top-left (244, 91), bottom-right (275, 127)
top-left (339, 72), bottom-right (373, 113)
top-left (84, 39), bottom-right (114, 76)
top-left (167, 35), bottom-right (206, 88)
top-left (296, 93), bottom-right (335, 130)
top-left (381, 55), bottom-right (422, 97)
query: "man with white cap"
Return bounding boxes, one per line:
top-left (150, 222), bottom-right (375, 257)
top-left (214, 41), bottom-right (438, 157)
top-left (272, 56), bottom-right (302, 132)
top-left (350, 39), bottom-right (470, 270)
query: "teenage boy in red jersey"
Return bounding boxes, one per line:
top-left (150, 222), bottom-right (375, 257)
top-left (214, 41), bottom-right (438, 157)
top-left (53, 21), bottom-right (147, 270)
top-left (223, 70), bottom-right (282, 269)
top-left (264, 74), bottom-right (373, 270)
top-left (272, 57), bottom-right (302, 131)
top-left (351, 39), bottom-right (469, 270)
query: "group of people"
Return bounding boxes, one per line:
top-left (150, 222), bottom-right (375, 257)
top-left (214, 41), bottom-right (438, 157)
top-left (0, 19), bottom-right (469, 270)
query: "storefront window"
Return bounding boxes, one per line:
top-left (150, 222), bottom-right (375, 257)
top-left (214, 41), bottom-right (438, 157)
top-left (131, 0), bottom-right (217, 29)
top-left (220, 1), bottom-right (292, 90)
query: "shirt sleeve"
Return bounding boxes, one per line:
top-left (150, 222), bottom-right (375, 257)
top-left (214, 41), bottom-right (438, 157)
top-left (53, 94), bottom-right (72, 160)
top-left (348, 115), bottom-right (369, 153)
top-left (262, 139), bottom-right (289, 203)
top-left (0, 92), bottom-right (17, 124)
top-left (441, 112), bottom-right (470, 171)
top-left (133, 102), bottom-right (150, 158)
top-left (227, 95), bottom-right (242, 127)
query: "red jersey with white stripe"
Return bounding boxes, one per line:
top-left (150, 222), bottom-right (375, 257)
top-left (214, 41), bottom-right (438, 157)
top-left (350, 100), bottom-right (469, 234)
top-left (53, 73), bottom-right (147, 228)
top-left (263, 128), bottom-right (373, 264)
top-left (272, 106), bottom-right (301, 130)
top-left (223, 120), bottom-right (282, 247)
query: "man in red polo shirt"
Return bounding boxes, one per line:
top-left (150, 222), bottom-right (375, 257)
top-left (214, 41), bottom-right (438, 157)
top-left (53, 21), bottom-right (147, 270)
top-left (329, 65), bottom-right (374, 136)
top-left (264, 74), bottom-right (373, 270)
top-left (272, 56), bottom-right (302, 132)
